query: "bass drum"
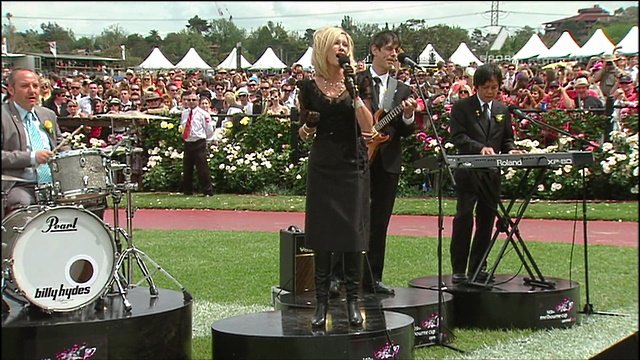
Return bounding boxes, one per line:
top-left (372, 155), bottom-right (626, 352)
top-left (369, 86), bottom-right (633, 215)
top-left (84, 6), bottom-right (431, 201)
top-left (1, 205), bottom-right (116, 312)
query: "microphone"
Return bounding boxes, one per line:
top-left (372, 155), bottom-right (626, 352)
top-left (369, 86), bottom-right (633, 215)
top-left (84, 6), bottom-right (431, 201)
top-left (508, 104), bottom-right (534, 122)
top-left (398, 53), bottom-right (423, 70)
top-left (337, 54), bottom-right (356, 97)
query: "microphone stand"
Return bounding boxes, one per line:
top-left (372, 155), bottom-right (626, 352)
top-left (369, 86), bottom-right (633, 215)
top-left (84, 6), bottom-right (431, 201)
top-left (408, 65), bottom-right (462, 353)
top-left (515, 109), bottom-right (623, 318)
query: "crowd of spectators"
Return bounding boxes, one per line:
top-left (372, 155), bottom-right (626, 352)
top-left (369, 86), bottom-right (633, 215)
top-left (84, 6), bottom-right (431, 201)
top-left (2, 52), bottom-right (637, 136)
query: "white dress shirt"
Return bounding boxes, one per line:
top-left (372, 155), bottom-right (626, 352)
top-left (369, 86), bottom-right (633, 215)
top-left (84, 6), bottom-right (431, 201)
top-left (181, 106), bottom-right (215, 142)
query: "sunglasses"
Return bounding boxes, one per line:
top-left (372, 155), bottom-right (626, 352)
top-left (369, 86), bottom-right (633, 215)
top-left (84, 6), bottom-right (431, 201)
top-left (238, 94), bottom-right (248, 97)
top-left (67, 104), bottom-right (77, 108)
top-left (283, 89), bottom-right (292, 92)
top-left (249, 84), bottom-right (257, 86)
top-left (460, 90), bottom-right (469, 94)
top-left (260, 87), bottom-right (269, 90)
top-left (131, 88), bottom-right (140, 91)
top-left (185, 98), bottom-right (199, 102)
top-left (215, 88), bottom-right (224, 91)
top-left (71, 86), bottom-right (80, 89)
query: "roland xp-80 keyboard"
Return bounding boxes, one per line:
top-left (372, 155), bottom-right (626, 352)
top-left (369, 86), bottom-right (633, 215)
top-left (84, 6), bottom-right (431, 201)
top-left (445, 151), bottom-right (594, 169)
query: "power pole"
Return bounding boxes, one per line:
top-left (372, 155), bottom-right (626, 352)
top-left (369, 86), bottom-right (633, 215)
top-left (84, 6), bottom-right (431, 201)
top-left (491, 1), bottom-right (499, 27)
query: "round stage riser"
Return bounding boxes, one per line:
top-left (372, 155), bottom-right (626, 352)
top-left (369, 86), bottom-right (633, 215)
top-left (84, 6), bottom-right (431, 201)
top-left (409, 275), bottom-right (581, 330)
top-left (212, 309), bottom-right (415, 360)
top-left (2, 288), bottom-right (192, 359)
top-left (274, 288), bottom-right (456, 348)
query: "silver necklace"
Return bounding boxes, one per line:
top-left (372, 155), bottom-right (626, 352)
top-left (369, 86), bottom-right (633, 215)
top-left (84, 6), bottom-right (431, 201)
top-left (323, 77), bottom-right (345, 92)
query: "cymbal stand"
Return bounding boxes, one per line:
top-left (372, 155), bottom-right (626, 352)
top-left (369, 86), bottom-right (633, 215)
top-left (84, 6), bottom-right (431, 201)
top-left (104, 131), bottom-right (192, 308)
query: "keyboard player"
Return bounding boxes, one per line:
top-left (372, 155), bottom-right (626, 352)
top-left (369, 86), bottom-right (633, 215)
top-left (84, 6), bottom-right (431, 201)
top-left (448, 63), bottom-right (526, 286)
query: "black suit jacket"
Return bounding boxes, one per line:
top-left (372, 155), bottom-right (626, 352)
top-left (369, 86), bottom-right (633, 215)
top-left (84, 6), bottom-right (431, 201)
top-left (449, 95), bottom-right (516, 192)
top-left (355, 70), bottom-right (415, 174)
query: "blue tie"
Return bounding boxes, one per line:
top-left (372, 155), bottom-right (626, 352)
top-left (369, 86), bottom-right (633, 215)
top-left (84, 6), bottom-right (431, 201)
top-left (24, 112), bottom-right (53, 184)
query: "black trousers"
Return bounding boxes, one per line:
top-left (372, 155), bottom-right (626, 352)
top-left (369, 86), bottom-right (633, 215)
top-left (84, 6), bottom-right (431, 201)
top-left (450, 170), bottom-right (500, 275)
top-left (182, 139), bottom-right (213, 195)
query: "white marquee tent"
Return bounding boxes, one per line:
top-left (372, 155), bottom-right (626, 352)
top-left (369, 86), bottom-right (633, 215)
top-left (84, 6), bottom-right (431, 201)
top-left (217, 47), bottom-right (253, 69)
top-left (174, 47), bottom-right (212, 69)
top-left (616, 26), bottom-right (638, 55)
top-left (138, 47), bottom-right (175, 70)
top-left (536, 31), bottom-right (581, 59)
top-left (570, 29), bottom-right (616, 58)
top-left (418, 43), bottom-right (445, 66)
top-left (294, 47), bottom-right (313, 70)
top-left (249, 47), bottom-right (287, 70)
top-left (449, 42), bottom-right (483, 67)
top-left (513, 34), bottom-right (548, 61)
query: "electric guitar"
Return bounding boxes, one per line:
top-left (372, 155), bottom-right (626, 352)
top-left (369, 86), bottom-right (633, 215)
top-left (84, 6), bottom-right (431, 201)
top-left (367, 95), bottom-right (416, 162)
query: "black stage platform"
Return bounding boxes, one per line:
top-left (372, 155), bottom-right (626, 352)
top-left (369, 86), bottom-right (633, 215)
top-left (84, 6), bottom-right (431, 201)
top-left (211, 308), bottom-right (415, 359)
top-left (2, 287), bottom-right (192, 359)
top-left (275, 286), bottom-right (455, 347)
top-left (409, 274), bottom-right (580, 330)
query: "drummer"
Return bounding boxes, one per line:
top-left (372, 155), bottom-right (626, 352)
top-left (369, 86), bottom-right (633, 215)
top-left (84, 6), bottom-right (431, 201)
top-left (1, 68), bottom-right (69, 216)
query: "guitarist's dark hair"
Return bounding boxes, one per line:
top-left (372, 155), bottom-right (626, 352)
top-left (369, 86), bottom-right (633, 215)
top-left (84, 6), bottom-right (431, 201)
top-left (369, 31), bottom-right (401, 58)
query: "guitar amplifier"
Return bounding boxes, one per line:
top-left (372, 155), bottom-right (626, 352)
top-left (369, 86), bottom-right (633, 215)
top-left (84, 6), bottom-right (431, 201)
top-left (279, 225), bottom-right (315, 294)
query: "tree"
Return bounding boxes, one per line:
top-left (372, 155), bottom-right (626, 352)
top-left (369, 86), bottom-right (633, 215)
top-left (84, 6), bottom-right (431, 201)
top-left (187, 15), bottom-right (211, 35)
top-left (145, 30), bottom-right (163, 48)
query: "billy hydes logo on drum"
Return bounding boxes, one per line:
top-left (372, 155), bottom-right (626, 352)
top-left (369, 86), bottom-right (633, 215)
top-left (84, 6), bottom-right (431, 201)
top-left (41, 215), bottom-right (79, 233)
top-left (34, 284), bottom-right (91, 300)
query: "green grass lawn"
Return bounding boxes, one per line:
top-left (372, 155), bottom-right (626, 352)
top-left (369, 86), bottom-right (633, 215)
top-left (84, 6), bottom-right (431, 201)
top-left (127, 229), bottom-right (638, 360)
top-left (121, 192), bottom-right (639, 222)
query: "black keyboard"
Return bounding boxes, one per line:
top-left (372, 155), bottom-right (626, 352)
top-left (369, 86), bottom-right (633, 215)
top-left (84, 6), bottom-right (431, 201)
top-left (445, 151), bottom-right (594, 169)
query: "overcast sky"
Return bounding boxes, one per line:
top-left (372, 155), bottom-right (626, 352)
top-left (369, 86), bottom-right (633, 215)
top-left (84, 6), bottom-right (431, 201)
top-left (2, 1), bottom-right (637, 38)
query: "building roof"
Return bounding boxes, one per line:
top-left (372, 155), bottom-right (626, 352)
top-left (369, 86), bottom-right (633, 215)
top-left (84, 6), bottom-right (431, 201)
top-left (24, 52), bottom-right (122, 62)
top-left (543, 5), bottom-right (612, 25)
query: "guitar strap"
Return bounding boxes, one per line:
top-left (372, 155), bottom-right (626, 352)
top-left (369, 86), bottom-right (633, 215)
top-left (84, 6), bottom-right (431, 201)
top-left (382, 77), bottom-right (397, 112)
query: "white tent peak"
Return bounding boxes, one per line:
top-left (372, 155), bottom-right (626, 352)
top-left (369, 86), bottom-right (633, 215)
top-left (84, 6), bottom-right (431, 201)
top-left (449, 42), bottom-right (483, 67)
top-left (616, 26), bottom-right (638, 55)
top-left (217, 47), bottom-right (253, 69)
top-left (570, 28), bottom-right (615, 58)
top-left (418, 43), bottom-right (445, 66)
top-left (294, 47), bottom-right (313, 70)
top-left (513, 33), bottom-right (548, 61)
top-left (174, 48), bottom-right (212, 69)
top-left (250, 47), bottom-right (287, 70)
top-left (138, 47), bottom-right (175, 70)
top-left (537, 31), bottom-right (581, 59)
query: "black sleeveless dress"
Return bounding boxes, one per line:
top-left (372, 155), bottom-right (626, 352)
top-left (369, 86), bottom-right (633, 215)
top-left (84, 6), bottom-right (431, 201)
top-left (298, 79), bottom-right (370, 253)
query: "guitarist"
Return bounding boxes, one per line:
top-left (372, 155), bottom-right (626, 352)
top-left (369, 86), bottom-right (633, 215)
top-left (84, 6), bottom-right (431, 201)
top-left (330, 30), bottom-right (418, 296)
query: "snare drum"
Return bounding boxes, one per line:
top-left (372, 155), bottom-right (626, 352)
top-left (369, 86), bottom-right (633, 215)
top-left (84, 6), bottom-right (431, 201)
top-left (1, 205), bottom-right (116, 312)
top-left (49, 149), bottom-right (111, 203)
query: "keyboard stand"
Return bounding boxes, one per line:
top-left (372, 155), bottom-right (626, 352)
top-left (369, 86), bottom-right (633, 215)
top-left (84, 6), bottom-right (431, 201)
top-left (467, 166), bottom-right (556, 290)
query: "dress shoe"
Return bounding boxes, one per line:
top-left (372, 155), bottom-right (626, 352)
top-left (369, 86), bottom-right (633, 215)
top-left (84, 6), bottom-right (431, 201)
top-left (311, 301), bottom-right (328, 328)
top-left (364, 281), bottom-right (395, 295)
top-left (469, 270), bottom-right (495, 283)
top-left (451, 273), bottom-right (468, 285)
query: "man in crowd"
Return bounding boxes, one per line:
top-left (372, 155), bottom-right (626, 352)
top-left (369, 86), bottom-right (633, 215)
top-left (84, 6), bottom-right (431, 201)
top-left (43, 87), bottom-right (69, 116)
top-left (79, 81), bottom-right (101, 115)
top-left (571, 77), bottom-right (603, 109)
top-left (180, 92), bottom-right (214, 197)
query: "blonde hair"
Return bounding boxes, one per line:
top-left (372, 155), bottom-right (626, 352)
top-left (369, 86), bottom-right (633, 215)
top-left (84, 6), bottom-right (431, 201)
top-left (311, 26), bottom-right (355, 80)
top-left (224, 91), bottom-right (238, 106)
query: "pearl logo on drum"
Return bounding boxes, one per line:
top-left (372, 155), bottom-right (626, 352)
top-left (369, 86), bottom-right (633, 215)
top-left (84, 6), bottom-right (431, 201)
top-left (41, 216), bottom-right (79, 233)
top-left (34, 284), bottom-right (91, 301)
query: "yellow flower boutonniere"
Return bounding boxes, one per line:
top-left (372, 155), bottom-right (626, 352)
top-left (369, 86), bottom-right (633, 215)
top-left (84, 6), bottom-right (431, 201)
top-left (43, 120), bottom-right (54, 133)
top-left (495, 114), bottom-right (504, 123)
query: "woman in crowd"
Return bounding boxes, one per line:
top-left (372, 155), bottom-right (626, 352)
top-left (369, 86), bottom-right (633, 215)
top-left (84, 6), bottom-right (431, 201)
top-left (155, 76), bottom-right (168, 95)
top-left (39, 77), bottom-right (52, 104)
top-left (265, 88), bottom-right (290, 116)
top-left (517, 84), bottom-right (545, 110)
top-left (297, 26), bottom-right (374, 329)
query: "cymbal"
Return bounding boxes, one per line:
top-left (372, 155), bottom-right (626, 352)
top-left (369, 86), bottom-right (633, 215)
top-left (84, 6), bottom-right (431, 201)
top-left (95, 110), bottom-right (172, 121)
top-left (2, 174), bottom-right (29, 182)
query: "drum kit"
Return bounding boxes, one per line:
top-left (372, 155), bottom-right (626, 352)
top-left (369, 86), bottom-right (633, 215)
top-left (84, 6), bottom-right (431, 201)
top-left (2, 115), bottom-right (191, 317)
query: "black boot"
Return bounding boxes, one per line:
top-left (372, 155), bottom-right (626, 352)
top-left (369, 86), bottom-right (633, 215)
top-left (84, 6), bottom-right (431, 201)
top-left (311, 251), bottom-right (332, 328)
top-left (344, 252), bottom-right (363, 326)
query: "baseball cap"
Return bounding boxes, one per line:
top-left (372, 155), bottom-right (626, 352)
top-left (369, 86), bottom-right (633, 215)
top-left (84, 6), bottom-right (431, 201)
top-left (549, 80), bottom-right (560, 88)
top-left (619, 75), bottom-right (633, 84)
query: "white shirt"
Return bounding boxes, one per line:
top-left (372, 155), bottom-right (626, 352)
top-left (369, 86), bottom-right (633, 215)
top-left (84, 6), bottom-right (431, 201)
top-left (181, 106), bottom-right (214, 142)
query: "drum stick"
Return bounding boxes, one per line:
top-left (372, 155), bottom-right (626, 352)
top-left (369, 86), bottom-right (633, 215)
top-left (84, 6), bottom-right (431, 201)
top-left (54, 125), bottom-right (84, 152)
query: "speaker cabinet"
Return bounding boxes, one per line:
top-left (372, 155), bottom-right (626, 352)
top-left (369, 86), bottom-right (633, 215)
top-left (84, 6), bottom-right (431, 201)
top-left (279, 226), bottom-right (315, 294)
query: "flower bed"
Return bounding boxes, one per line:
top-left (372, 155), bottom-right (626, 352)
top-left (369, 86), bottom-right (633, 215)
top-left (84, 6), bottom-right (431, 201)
top-left (61, 107), bottom-right (638, 200)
